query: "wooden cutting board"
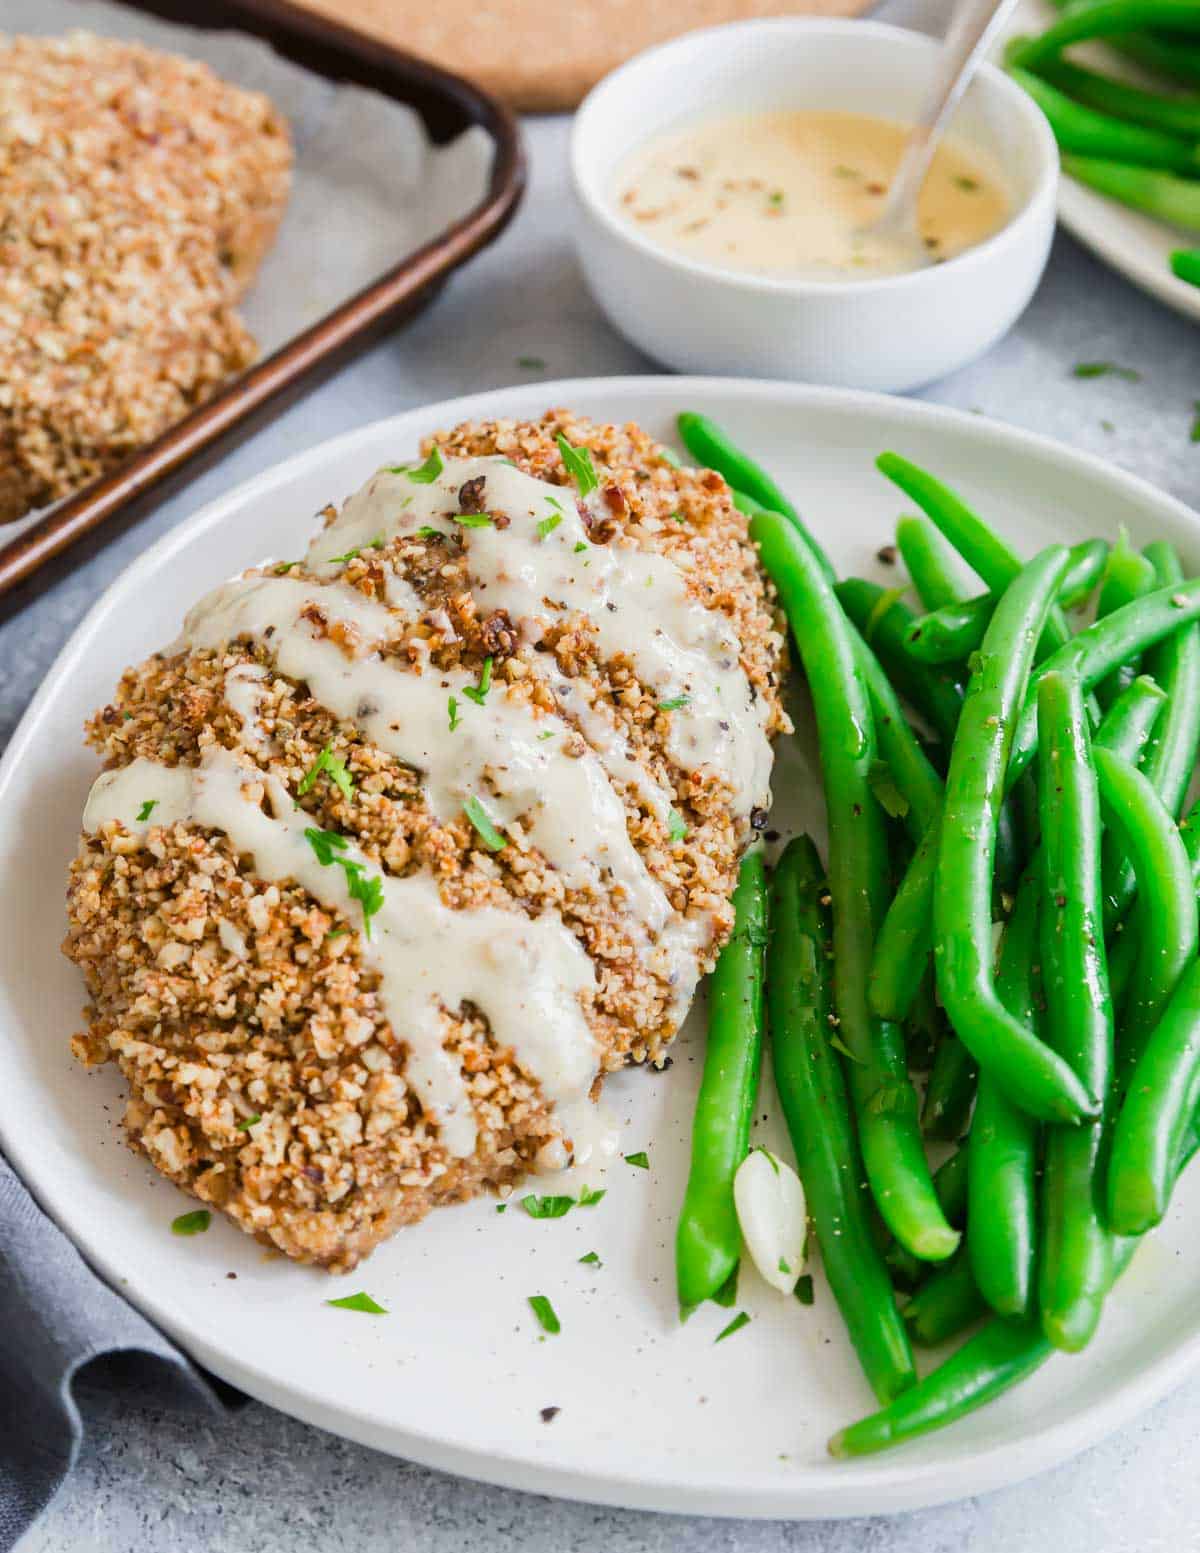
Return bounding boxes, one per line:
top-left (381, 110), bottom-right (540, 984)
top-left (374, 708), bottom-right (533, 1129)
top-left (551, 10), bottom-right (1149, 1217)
top-left (297, 0), bottom-right (874, 111)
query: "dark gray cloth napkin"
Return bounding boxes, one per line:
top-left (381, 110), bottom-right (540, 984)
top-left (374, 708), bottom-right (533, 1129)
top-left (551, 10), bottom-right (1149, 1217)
top-left (0, 1154), bottom-right (236, 1552)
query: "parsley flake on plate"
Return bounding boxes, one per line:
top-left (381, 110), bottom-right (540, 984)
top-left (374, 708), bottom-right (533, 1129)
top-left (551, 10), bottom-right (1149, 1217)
top-left (537, 512), bottom-right (562, 541)
top-left (1072, 362), bottom-right (1140, 382)
top-left (171, 1210), bottom-right (211, 1236)
top-left (406, 447), bottom-right (445, 484)
top-left (658, 694), bottom-right (690, 712)
top-left (579, 1251), bottom-right (601, 1266)
top-left (528, 1295), bottom-right (561, 1335)
top-left (297, 742), bottom-right (354, 802)
top-left (715, 1311), bottom-right (751, 1343)
top-left (462, 656), bottom-right (494, 706)
top-left (136, 799), bottom-right (158, 822)
top-left (464, 794), bottom-right (506, 851)
top-left (521, 1194), bottom-right (575, 1219)
top-left (305, 826), bottom-right (349, 867)
top-left (624, 1150), bottom-right (650, 1170)
top-left (456, 512), bottom-right (495, 529)
top-left (577, 1184), bottom-right (606, 1207)
top-left (555, 433), bottom-right (599, 498)
top-left (327, 1291), bottom-right (387, 1315)
top-left (448, 695), bottom-right (461, 732)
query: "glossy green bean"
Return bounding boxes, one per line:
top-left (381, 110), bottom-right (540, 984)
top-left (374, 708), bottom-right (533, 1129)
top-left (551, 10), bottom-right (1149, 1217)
top-left (1063, 155), bottom-right (1200, 232)
top-left (754, 513), bottom-right (958, 1261)
top-left (1010, 66), bottom-right (1200, 172)
top-left (769, 836), bottom-right (917, 1403)
top-left (1093, 528), bottom-right (1158, 711)
top-left (1009, 0), bottom-right (1200, 71)
top-left (886, 1147), bottom-right (969, 1291)
top-left (1109, 959), bottom-right (1200, 1234)
top-left (870, 816), bottom-right (939, 1023)
top-left (836, 578), bottom-right (964, 751)
top-left (921, 1034), bottom-right (978, 1142)
top-left (903, 1251), bottom-right (988, 1347)
top-left (1110, 29), bottom-right (1200, 86)
top-left (968, 867), bottom-right (1040, 1318)
top-left (905, 539), bottom-right (1108, 666)
top-left (1103, 544), bottom-right (1200, 932)
top-left (850, 625), bottom-right (944, 838)
top-left (1023, 51), bottom-right (1200, 138)
top-left (1172, 249), bottom-right (1200, 286)
top-left (1094, 747), bottom-right (1198, 1072)
top-left (1037, 671), bottom-right (1113, 1353)
top-left (675, 851), bottom-right (767, 1312)
top-left (896, 515), bottom-right (968, 612)
top-left (677, 412), bottom-right (836, 582)
top-left (934, 546), bottom-right (1097, 1124)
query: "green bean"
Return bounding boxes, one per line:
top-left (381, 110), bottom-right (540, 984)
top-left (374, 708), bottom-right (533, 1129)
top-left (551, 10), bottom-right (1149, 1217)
top-left (875, 454), bottom-right (1084, 685)
top-left (677, 412), bottom-right (835, 582)
top-left (1009, 0), bottom-right (1200, 72)
top-left (935, 546), bottom-right (1097, 1124)
top-left (836, 578), bottom-right (964, 751)
top-left (830, 1125), bottom-right (1200, 1456)
top-left (1172, 248), bottom-right (1200, 286)
top-left (1037, 671), bottom-right (1113, 1353)
top-left (769, 836), bottom-right (917, 1403)
top-left (1094, 748), bottom-right (1198, 1072)
top-left (675, 852), bottom-right (767, 1313)
top-left (1109, 959), bottom-right (1200, 1234)
top-left (905, 539), bottom-right (1109, 666)
top-left (1062, 155), bottom-right (1200, 232)
top-left (968, 867), bottom-right (1040, 1318)
top-left (1109, 29), bottom-right (1200, 86)
top-left (1093, 528), bottom-right (1158, 711)
top-left (850, 625), bottom-right (943, 838)
top-left (921, 1034), bottom-right (978, 1142)
top-left (896, 515), bottom-right (968, 612)
top-left (1102, 544), bottom-right (1200, 932)
top-left (753, 513), bottom-right (959, 1261)
top-left (903, 1251), bottom-right (988, 1347)
top-left (1021, 51), bottom-right (1200, 138)
top-left (1009, 66), bottom-right (1200, 172)
top-left (886, 1147), bottom-right (969, 1290)
top-left (870, 817), bottom-right (939, 1022)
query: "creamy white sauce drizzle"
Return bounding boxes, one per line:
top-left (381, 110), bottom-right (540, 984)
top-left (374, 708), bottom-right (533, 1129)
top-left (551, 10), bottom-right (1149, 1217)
top-left (321, 456), bottom-right (773, 816)
top-left (222, 663), bottom-right (272, 754)
top-left (83, 749), bottom-right (599, 1159)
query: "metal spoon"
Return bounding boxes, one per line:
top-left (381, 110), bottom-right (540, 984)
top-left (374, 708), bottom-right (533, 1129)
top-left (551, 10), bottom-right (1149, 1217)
top-left (861, 0), bottom-right (1021, 265)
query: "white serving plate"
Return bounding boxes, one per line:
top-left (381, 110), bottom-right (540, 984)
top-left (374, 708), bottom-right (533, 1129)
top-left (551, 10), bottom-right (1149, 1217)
top-left (1002, 0), bottom-right (1200, 323)
top-left (5, 377), bottom-right (1200, 1520)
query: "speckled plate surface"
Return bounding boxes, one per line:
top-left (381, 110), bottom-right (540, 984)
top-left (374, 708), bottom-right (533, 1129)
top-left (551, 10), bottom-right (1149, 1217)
top-left (5, 377), bottom-right (1200, 1518)
top-left (1001, 1), bottom-right (1200, 324)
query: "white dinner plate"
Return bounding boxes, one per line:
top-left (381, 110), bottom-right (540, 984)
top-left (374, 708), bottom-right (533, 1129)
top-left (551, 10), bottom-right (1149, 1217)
top-left (1002, 1), bottom-right (1200, 323)
top-left (5, 377), bottom-right (1200, 1520)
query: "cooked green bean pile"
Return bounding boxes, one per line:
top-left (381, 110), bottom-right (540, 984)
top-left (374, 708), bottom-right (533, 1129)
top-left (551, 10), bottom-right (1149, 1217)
top-left (1004, 0), bottom-right (1200, 283)
top-left (674, 409), bottom-right (1200, 1458)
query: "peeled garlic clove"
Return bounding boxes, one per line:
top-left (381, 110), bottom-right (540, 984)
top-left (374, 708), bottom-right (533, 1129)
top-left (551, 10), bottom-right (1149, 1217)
top-left (733, 1147), bottom-right (807, 1295)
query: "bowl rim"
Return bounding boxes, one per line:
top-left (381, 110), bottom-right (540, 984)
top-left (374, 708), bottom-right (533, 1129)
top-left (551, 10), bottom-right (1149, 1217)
top-left (569, 16), bottom-right (1059, 301)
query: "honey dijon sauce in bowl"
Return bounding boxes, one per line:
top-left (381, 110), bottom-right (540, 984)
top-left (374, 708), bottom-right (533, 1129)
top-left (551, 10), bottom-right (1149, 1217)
top-left (570, 20), bottom-right (1058, 392)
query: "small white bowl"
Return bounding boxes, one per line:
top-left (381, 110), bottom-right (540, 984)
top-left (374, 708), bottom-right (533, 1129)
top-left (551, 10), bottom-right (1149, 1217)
top-left (570, 19), bottom-right (1058, 393)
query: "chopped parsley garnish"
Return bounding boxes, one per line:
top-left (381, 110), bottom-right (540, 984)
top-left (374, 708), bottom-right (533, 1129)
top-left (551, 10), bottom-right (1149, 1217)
top-left (327, 534), bottom-right (384, 564)
top-left (521, 1194), bottom-right (575, 1219)
top-left (462, 655), bottom-right (494, 706)
top-left (667, 810), bottom-right (688, 845)
top-left (297, 742), bottom-right (355, 802)
top-left (406, 447), bottom-right (445, 483)
top-left (670, 510), bottom-right (686, 524)
top-left (578, 1251), bottom-right (601, 1266)
top-left (136, 799), bottom-right (158, 822)
top-left (415, 524), bottom-right (443, 539)
top-left (868, 760), bottom-right (909, 820)
top-left (517, 355), bottom-right (546, 369)
top-left (954, 175), bottom-right (980, 192)
top-left (556, 433), bottom-right (599, 498)
top-left (658, 694), bottom-right (690, 712)
top-left (496, 1203), bottom-right (507, 1213)
top-left (777, 1257), bottom-right (790, 1275)
top-left (715, 1311), bottom-right (751, 1343)
top-left (305, 826), bottom-right (349, 867)
top-left (274, 560), bottom-right (300, 574)
top-left (464, 794), bottom-right (506, 851)
top-left (1192, 400), bottom-right (1200, 443)
top-left (834, 164), bottom-right (860, 179)
top-left (577, 1184), bottom-right (606, 1207)
top-left (1072, 362), bottom-right (1141, 381)
top-left (326, 1291), bottom-right (387, 1315)
top-left (537, 730), bottom-right (556, 742)
top-left (624, 1150), bottom-right (650, 1170)
top-left (794, 1275), bottom-right (815, 1306)
top-left (456, 512), bottom-right (495, 529)
top-left (528, 1294), bottom-right (561, 1335)
top-left (171, 1210), bottom-right (211, 1236)
top-left (768, 189), bottom-right (785, 208)
top-left (235, 1114), bottom-right (261, 1131)
top-left (326, 926), bottom-right (349, 941)
top-left (448, 695), bottom-right (461, 732)
top-left (537, 512), bottom-right (562, 541)
top-left (573, 541), bottom-right (588, 553)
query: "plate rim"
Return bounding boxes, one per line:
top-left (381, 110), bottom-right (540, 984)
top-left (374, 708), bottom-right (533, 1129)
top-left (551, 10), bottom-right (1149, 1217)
top-left (6, 373), bottom-right (1200, 1519)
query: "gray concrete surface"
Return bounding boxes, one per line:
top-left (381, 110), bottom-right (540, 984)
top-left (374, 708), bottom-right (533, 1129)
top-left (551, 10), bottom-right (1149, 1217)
top-left (7, 18), bottom-right (1200, 1548)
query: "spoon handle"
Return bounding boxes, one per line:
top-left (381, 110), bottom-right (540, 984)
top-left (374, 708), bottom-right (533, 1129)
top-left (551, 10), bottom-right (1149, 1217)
top-left (881, 0), bottom-right (1022, 230)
